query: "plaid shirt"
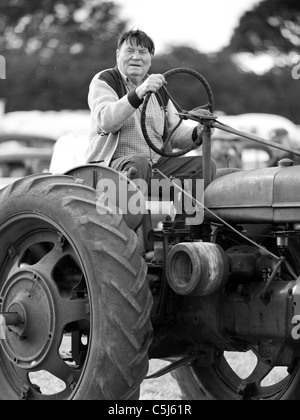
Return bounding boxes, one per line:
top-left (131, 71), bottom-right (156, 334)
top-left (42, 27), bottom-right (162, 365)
top-left (113, 73), bottom-right (164, 163)
top-left (86, 68), bottom-right (195, 165)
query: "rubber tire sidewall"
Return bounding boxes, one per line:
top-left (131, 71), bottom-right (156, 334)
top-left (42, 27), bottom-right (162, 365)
top-left (0, 175), bottom-right (153, 400)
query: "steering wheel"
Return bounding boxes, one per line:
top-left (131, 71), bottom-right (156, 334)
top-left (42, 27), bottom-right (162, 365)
top-left (141, 67), bottom-right (214, 158)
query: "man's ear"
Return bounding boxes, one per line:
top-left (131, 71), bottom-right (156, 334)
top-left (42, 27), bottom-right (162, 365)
top-left (116, 49), bottom-right (120, 63)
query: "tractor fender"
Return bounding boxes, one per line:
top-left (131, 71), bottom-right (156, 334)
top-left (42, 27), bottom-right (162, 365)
top-left (65, 164), bottom-right (146, 231)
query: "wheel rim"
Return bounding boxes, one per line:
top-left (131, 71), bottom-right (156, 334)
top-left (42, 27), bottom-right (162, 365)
top-left (211, 351), bottom-right (296, 400)
top-left (214, 240), bottom-right (300, 400)
top-left (182, 236), bottom-right (300, 400)
top-left (0, 213), bottom-right (91, 400)
top-left (183, 346), bottom-right (299, 401)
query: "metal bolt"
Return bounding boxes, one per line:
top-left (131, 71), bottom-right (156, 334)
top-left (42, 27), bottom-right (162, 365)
top-left (20, 385), bottom-right (30, 400)
top-left (278, 158), bottom-right (294, 167)
top-left (57, 234), bottom-right (66, 248)
top-left (8, 246), bottom-right (17, 258)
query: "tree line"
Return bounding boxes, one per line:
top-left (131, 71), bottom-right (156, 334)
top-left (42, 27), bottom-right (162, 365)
top-left (0, 0), bottom-right (300, 123)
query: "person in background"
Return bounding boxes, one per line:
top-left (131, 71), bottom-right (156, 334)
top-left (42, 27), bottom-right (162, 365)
top-left (268, 128), bottom-right (295, 166)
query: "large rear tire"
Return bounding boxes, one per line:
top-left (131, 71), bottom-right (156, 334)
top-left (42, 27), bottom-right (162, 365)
top-left (0, 174), bottom-right (153, 400)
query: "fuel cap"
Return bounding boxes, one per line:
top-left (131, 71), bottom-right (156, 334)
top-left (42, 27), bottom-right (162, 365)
top-left (278, 158), bottom-right (294, 167)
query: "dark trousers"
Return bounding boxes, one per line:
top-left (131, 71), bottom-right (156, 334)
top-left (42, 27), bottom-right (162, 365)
top-left (110, 155), bottom-right (216, 222)
top-left (110, 155), bottom-right (216, 185)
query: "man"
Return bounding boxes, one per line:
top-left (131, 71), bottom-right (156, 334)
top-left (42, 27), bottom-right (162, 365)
top-left (87, 29), bottom-right (216, 201)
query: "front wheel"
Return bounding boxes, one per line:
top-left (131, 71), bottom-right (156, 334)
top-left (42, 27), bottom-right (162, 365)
top-left (0, 174), bottom-right (153, 400)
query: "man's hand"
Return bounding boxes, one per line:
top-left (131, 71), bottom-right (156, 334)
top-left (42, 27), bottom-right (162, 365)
top-left (136, 74), bottom-right (166, 99)
top-left (193, 124), bottom-right (215, 146)
top-left (193, 124), bottom-right (204, 146)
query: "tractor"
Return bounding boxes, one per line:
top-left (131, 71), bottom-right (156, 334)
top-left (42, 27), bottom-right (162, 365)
top-left (1, 68), bottom-right (300, 400)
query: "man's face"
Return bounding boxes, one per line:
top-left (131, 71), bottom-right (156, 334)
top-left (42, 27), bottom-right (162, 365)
top-left (117, 40), bottom-right (152, 83)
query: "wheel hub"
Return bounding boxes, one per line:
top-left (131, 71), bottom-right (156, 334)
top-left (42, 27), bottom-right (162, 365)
top-left (0, 269), bottom-right (56, 369)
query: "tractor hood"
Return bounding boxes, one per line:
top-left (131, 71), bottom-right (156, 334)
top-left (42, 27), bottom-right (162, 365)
top-left (205, 163), bottom-right (300, 224)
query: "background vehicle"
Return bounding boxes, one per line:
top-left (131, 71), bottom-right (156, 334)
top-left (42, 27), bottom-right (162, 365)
top-left (0, 133), bottom-right (55, 188)
top-left (0, 110), bottom-right (90, 189)
top-left (1, 68), bottom-right (300, 400)
top-left (0, 110), bottom-right (90, 140)
top-left (211, 113), bottom-right (299, 170)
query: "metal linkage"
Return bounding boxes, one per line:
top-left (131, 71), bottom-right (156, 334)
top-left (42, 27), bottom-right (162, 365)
top-left (153, 168), bottom-right (282, 263)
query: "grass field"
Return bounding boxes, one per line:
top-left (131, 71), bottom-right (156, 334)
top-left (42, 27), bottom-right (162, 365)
top-left (141, 360), bottom-right (181, 400)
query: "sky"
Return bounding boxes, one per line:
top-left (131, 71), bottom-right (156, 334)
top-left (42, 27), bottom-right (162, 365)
top-left (114, 0), bottom-right (262, 54)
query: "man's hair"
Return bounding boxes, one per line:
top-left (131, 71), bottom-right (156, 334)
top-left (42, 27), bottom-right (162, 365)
top-left (117, 30), bottom-right (155, 55)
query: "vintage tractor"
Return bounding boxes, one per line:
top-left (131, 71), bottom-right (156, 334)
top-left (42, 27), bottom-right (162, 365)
top-left (1, 68), bottom-right (300, 400)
